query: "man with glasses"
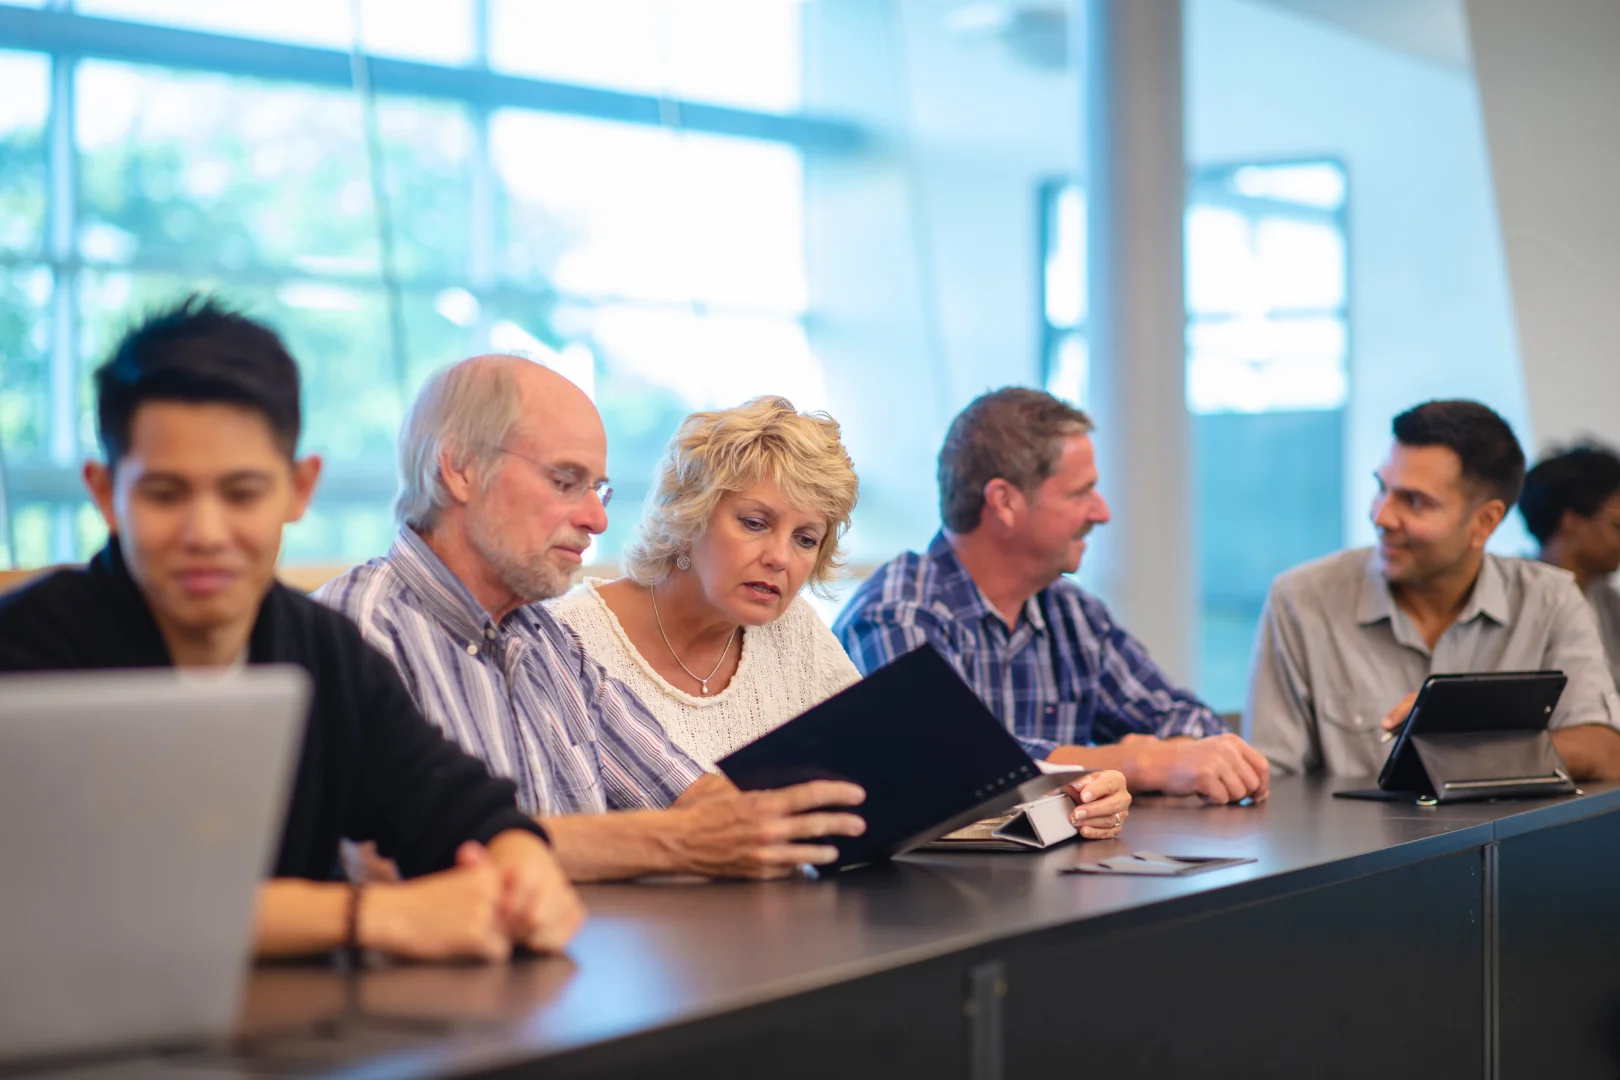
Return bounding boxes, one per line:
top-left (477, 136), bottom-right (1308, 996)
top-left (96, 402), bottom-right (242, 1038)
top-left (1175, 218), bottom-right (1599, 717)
top-left (317, 355), bottom-right (866, 883)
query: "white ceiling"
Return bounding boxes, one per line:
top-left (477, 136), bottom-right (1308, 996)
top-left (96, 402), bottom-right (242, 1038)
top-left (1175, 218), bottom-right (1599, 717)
top-left (1250, 0), bottom-right (1472, 70)
top-left (943, 0), bottom-right (1473, 73)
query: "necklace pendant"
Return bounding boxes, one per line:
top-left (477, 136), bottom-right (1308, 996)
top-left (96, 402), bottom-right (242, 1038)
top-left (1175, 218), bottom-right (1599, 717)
top-left (700, 680), bottom-right (709, 696)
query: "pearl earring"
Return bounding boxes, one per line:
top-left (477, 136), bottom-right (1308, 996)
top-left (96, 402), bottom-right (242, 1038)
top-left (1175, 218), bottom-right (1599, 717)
top-left (676, 553), bottom-right (691, 571)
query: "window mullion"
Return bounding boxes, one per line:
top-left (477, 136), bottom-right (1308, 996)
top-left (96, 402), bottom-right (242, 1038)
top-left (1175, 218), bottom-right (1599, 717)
top-left (470, 0), bottom-right (495, 355)
top-left (46, 41), bottom-right (78, 561)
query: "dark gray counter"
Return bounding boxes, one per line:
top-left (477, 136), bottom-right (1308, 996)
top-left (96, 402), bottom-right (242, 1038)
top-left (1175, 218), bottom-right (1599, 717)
top-left (19, 778), bottom-right (1620, 1079)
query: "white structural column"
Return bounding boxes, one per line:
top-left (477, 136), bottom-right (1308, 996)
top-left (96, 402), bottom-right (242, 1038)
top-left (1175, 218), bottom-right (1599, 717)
top-left (1079, 0), bottom-right (1194, 682)
top-left (1466, 0), bottom-right (1620, 452)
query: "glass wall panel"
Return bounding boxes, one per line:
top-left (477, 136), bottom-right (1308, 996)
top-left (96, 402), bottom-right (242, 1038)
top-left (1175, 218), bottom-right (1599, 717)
top-left (0, 266), bottom-right (51, 465)
top-left (75, 62), bottom-right (376, 273)
top-left (0, 50), bottom-right (48, 258)
top-left (491, 112), bottom-right (804, 311)
top-left (1040, 160), bottom-right (1350, 708)
top-left (1187, 0), bottom-right (1530, 562)
top-left (489, 0), bottom-right (801, 114)
top-left (76, 0), bottom-right (477, 65)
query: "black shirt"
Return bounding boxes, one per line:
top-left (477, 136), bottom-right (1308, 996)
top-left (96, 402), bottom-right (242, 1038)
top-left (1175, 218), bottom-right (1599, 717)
top-left (0, 541), bottom-right (546, 880)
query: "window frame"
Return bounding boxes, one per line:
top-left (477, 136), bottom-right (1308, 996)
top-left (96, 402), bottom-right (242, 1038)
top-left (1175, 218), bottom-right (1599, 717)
top-left (1037, 157), bottom-right (1353, 414)
top-left (0, 4), bottom-right (861, 567)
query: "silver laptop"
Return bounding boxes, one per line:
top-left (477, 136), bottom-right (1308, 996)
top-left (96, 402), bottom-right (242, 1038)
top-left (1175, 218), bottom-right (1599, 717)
top-left (0, 667), bottom-right (310, 1066)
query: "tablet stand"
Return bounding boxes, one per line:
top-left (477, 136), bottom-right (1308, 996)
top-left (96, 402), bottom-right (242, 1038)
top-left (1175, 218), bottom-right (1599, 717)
top-left (1408, 730), bottom-right (1576, 803)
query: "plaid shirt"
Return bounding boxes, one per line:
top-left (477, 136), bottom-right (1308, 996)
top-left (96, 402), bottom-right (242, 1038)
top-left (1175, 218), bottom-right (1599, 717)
top-left (316, 528), bottom-right (704, 817)
top-left (833, 532), bottom-right (1228, 757)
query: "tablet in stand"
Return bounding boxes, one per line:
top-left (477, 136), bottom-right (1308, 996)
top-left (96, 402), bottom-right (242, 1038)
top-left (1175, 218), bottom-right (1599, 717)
top-left (1334, 671), bottom-right (1576, 805)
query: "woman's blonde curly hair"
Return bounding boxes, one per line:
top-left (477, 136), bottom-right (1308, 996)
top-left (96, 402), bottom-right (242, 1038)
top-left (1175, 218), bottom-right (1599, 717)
top-left (622, 396), bottom-right (859, 597)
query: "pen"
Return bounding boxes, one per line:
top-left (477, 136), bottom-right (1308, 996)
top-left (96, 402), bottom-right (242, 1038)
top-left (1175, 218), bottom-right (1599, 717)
top-left (1378, 693), bottom-right (1420, 743)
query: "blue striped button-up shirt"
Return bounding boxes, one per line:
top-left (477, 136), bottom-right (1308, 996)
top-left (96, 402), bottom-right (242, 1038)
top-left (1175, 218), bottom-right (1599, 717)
top-left (316, 529), bottom-right (705, 817)
top-left (832, 532), bottom-right (1228, 758)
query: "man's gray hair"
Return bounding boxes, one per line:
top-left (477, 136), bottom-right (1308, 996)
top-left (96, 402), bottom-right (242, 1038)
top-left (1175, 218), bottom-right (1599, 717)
top-left (394, 357), bottom-right (526, 532)
top-left (937, 387), bottom-right (1094, 533)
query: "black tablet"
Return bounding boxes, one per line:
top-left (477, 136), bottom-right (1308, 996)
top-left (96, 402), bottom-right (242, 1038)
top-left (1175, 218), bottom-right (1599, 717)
top-left (717, 644), bottom-right (1078, 870)
top-left (1337, 671), bottom-right (1566, 800)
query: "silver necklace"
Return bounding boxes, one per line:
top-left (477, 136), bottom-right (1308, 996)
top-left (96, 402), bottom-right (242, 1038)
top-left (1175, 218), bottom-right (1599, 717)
top-left (650, 584), bottom-right (738, 696)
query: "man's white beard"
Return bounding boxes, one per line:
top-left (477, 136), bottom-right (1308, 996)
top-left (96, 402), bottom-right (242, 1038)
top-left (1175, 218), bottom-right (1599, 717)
top-left (467, 514), bottom-right (572, 604)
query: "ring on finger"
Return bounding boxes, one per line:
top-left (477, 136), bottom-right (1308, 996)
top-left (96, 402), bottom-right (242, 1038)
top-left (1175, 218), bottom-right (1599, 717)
top-left (1111, 813), bottom-right (1122, 827)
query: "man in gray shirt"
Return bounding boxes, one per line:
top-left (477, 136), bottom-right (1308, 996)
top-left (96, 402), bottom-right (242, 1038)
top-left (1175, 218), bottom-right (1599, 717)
top-left (1520, 443), bottom-right (1620, 691)
top-left (1245, 400), bottom-right (1620, 780)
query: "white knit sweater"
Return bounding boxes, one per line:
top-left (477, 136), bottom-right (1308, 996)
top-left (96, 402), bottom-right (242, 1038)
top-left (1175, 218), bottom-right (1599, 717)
top-left (546, 578), bottom-right (862, 771)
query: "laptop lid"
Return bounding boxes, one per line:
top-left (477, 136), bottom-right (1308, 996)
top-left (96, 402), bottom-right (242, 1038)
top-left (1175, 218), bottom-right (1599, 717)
top-left (0, 667), bottom-right (310, 1066)
top-left (717, 644), bottom-right (1063, 869)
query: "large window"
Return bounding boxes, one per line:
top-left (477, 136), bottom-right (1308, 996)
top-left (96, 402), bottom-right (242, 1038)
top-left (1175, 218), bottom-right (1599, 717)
top-left (1041, 160), bottom-right (1350, 709)
top-left (0, 1), bottom-right (837, 568)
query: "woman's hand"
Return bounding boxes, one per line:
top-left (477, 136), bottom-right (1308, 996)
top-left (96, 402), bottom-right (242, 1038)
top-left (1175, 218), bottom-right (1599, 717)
top-left (1066, 769), bottom-right (1131, 840)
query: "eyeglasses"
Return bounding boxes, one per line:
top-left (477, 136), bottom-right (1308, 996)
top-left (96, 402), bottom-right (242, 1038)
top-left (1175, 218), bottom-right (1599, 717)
top-left (496, 448), bottom-right (613, 508)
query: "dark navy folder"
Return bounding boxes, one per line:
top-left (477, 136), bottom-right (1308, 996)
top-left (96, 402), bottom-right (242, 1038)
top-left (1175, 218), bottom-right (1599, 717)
top-left (718, 644), bottom-right (1076, 870)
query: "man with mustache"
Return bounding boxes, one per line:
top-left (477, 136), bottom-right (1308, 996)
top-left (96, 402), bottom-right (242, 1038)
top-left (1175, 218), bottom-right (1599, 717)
top-left (1244, 400), bottom-right (1620, 780)
top-left (317, 355), bottom-right (867, 882)
top-left (835, 388), bottom-right (1269, 805)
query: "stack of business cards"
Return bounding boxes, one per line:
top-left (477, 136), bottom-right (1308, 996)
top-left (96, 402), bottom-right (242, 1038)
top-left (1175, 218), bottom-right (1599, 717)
top-left (1062, 851), bottom-right (1255, 876)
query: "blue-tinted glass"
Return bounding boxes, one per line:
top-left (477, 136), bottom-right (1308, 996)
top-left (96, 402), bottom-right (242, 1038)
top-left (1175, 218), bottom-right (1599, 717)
top-left (1185, 162), bottom-right (1350, 706)
top-left (1255, 217), bottom-right (1345, 309)
top-left (373, 98), bottom-right (477, 283)
top-left (492, 110), bottom-right (804, 310)
top-left (1041, 162), bottom-right (1352, 708)
top-left (1186, 205), bottom-right (1254, 316)
top-left (1044, 333), bottom-right (1088, 409)
top-left (74, 503), bottom-right (107, 562)
top-left (0, 51), bottom-right (48, 257)
top-left (79, 270), bottom-right (456, 460)
top-left (490, 0), bottom-right (802, 114)
top-left (1195, 410), bottom-right (1344, 709)
top-left (75, 0), bottom-right (476, 64)
top-left (8, 503), bottom-right (53, 569)
top-left (1187, 316), bottom-right (1347, 413)
top-left (75, 268), bottom-right (477, 563)
top-left (76, 61), bottom-right (377, 273)
top-left (1043, 184), bottom-right (1085, 329)
top-left (0, 266), bottom-right (51, 462)
top-left (546, 301), bottom-right (819, 560)
top-left (1229, 162), bottom-right (1347, 211)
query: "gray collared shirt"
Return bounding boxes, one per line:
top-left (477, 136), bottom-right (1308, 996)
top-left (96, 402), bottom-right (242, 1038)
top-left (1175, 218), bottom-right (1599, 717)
top-left (1243, 547), bottom-right (1620, 777)
top-left (1582, 578), bottom-right (1620, 692)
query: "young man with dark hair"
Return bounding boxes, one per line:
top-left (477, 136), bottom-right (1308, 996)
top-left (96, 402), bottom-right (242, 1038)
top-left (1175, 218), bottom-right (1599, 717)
top-left (1521, 443), bottom-right (1620, 686)
top-left (1245, 400), bottom-right (1620, 780)
top-left (835, 387), bottom-right (1269, 806)
top-left (0, 295), bottom-right (585, 961)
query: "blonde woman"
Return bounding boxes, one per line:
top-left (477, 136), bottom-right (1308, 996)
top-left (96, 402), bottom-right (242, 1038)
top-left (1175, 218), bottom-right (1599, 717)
top-left (548, 396), bottom-right (861, 770)
top-left (549, 396), bottom-right (1131, 840)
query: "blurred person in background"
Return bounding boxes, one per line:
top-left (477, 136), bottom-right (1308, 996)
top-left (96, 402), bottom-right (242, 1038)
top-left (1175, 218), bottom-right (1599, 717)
top-left (1520, 442), bottom-right (1620, 688)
